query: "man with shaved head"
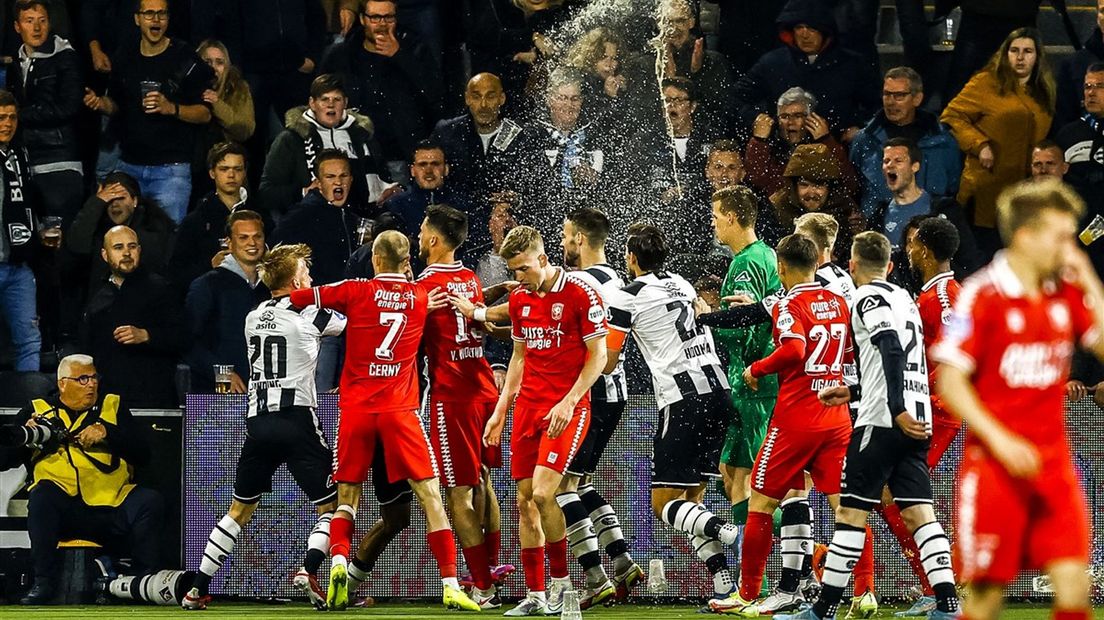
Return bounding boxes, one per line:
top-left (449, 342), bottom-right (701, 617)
top-left (290, 228), bottom-right (480, 611)
top-left (81, 225), bottom-right (186, 407)
top-left (431, 72), bottom-right (537, 256)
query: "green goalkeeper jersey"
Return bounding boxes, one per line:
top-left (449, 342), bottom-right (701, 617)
top-left (715, 239), bottom-right (783, 401)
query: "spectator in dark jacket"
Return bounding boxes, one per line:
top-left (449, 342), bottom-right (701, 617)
top-left (386, 140), bottom-right (472, 245)
top-left (1054, 7), bottom-right (1104, 132)
top-left (734, 0), bottom-right (879, 143)
top-left (170, 142), bottom-right (251, 294)
top-left (184, 210), bottom-right (268, 393)
top-left (8, 0), bottom-right (83, 224)
top-left (320, 0), bottom-right (443, 169)
top-left (271, 150), bottom-right (368, 287)
top-left (1055, 65), bottom-right (1104, 278)
top-left (81, 226), bottom-right (186, 408)
top-left (431, 72), bottom-right (536, 214)
top-left (66, 171), bottom-right (175, 295)
top-left (850, 67), bottom-right (963, 217)
top-left (190, 0), bottom-right (325, 146)
top-left (258, 74), bottom-right (398, 218)
top-left (81, 0), bottom-right (138, 73)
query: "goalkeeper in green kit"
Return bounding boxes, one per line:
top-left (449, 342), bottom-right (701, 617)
top-left (702, 186), bottom-right (782, 565)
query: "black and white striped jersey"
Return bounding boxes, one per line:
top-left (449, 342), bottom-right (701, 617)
top-left (245, 297), bottom-right (347, 417)
top-left (569, 264), bottom-right (627, 403)
top-left (608, 271), bottom-right (728, 410)
top-left (851, 280), bottom-right (931, 428)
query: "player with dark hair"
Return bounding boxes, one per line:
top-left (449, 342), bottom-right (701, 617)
top-left (289, 230), bottom-right (480, 612)
top-left (934, 179), bottom-right (1104, 620)
top-left (711, 234), bottom-right (854, 616)
top-left (605, 223), bottom-right (742, 606)
top-left (415, 204), bottom-right (505, 609)
top-left (558, 207), bottom-right (641, 606)
top-left (183, 244), bottom-right (346, 610)
top-left (777, 231), bottom-right (961, 620)
top-left (482, 225), bottom-right (609, 616)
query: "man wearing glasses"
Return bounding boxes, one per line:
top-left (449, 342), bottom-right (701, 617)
top-left (320, 0), bottom-right (443, 183)
top-left (0, 354), bottom-right (163, 605)
top-left (1054, 62), bottom-right (1104, 278)
top-left (848, 66), bottom-right (962, 218)
top-left (82, 0), bottom-right (213, 224)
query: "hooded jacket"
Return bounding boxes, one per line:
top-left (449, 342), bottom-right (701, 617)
top-left (733, 0), bottom-right (880, 133)
top-left (7, 35), bottom-right (82, 167)
top-left (184, 254), bottom-right (269, 391)
top-left (769, 143), bottom-right (866, 264)
top-left (258, 106), bottom-right (393, 216)
top-left (849, 109), bottom-right (963, 217)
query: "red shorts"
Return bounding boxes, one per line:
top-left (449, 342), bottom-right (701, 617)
top-left (334, 408), bottom-right (437, 484)
top-left (928, 421), bottom-right (961, 469)
top-left (510, 402), bottom-right (590, 481)
top-left (955, 446), bottom-right (1090, 585)
top-left (428, 399), bottom-right (497, 488)
top-left (751, 423), bottom-right (850, 499)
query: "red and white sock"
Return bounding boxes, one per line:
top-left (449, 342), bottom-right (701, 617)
top-left (739, 511), bottom-right (774, 601)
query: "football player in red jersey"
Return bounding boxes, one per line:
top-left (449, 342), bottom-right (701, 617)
top-left (712, 234), bottom-right (854, 615)
top-left (483, 225), bottom-right (608, 616)
top-left (289, 230), bottom-right (480, 613)
top-left (416, 204), bottom-right (507, 609)
top-left (934, 179), bottom-right (1104, 620)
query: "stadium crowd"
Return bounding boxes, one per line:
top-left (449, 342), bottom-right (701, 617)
top-left (0, 0), bottom-right (1102, 617)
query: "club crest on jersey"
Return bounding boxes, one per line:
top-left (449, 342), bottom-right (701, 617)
top-left (1047, 302), bottom-right (1070, 329)
top-left (260, 310), bottom-right (275, 322)
top-left (552, 303), bottom-right (564, 320)
top-left (1006, 309), bottom-right (1026, 333)
top-left (522, 306), bottom-right (531, 317)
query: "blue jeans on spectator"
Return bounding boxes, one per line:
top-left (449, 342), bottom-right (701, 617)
top-left (116, 161), bottom-right (192, 224)
top-left (0, 263), bottom-right (41, 371)
top-left (315, 335), bottom-right (344, 393)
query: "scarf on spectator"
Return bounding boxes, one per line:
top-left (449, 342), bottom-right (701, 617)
top-left (0, 146), bottom-right (35, 265)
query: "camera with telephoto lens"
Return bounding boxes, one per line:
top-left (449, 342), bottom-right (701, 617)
top-left (0, 415), bottom-right (70, 451)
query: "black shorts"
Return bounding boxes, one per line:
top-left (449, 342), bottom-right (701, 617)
top-left (372, 434), bottom-right (413, 506)
top-left (565, 399), bottom-right (627, 476)
top-left (652, 390), bottom-right (733, 488)
top-left (839, 424), bottom-right (932, 511)
top-left (234, 407), bottom-right (337, 506)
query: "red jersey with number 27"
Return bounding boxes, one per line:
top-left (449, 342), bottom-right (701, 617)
top-left (417, 261), bottom-right (499, 403)
top-left (290, 273), bottom-right (427, 414)
top-left (932, 253), bottom-right (1097, 461)
top-left (762, 282), bottom-right (852, 431)
top-left (510, 269), bottom-right (608, 409)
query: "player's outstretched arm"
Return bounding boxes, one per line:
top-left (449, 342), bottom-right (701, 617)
top-left (938, 365), bottom-right (1041, 478)
top-left (545, 336), bottom-right (607, 438)
top-left (486, 341), bottom-right (525, 447)
top-left (697, 299), bottom-right (771, 329)
top-left (451, 293), bottom-right (510, 324)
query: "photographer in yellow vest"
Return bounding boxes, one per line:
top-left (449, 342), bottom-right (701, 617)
top-left (0, 354), bottom-right (162, 605)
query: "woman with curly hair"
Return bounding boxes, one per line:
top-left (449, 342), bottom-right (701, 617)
top-left (940, 27), bottom-right (1054, 259)
top-left (565, 27), bottom-right (627, 121)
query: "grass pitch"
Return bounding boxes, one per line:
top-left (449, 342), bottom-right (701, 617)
top-left (7, 602), bottom-right (1103, 619)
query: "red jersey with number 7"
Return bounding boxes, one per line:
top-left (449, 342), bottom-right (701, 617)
top-left (290, 273), bottom-right (428, 414)
top-left (417, 261), bottom-right (499, 403)
top-left (509, 268), bottom-right (608, 409)
top-left (755, 282), bottom-right (852, 431)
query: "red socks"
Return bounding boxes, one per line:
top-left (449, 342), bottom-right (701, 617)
top-left (329, 513), bottom-right (353, 559)
top-left (739, 511), bottom-right (774, 601)
top-left (547, 537), bottom-right (568, 579)
top-left (876, 503), bottom-right (932, 595)
top-left (853, 524), bottom-right (875, 596)
top-left (486, 530), bottom-right (501, 567)
top-left (427, 528), bottom-right (457, 579)
top-left (521, 546), bottom-right (545, 593)
top-left (1052, 610), bottom-right (1090, 620)
top-left (462, 542), bottom-right (493, 591)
